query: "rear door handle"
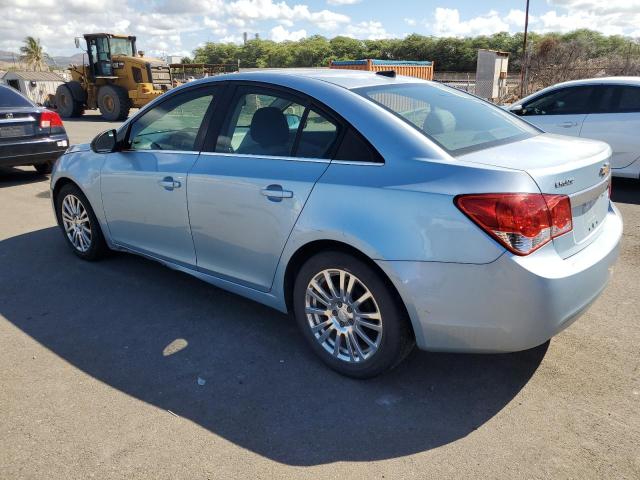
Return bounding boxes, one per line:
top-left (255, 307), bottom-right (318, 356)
top-left (261, 184), bottom-right (293, 202)
top-left (558, 121), bottom-right (577, 128)
top-left (158, 176), bottom-right (181, 191)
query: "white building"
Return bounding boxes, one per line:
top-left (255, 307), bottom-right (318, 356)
top-left (1, 71), bottom-right (65, 106)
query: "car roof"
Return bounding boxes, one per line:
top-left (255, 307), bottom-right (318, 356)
top-left (201, 68), bottom-right (427, 90)
top-left (513, 76), bottom-right (640, 106)
top-left (546, 76), bottom-right (640, 88)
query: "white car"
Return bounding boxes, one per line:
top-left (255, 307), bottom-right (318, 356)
top-left (510, 77), bottom-right (640, 179)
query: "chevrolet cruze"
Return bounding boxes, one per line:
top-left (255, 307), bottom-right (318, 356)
top-left (51, 70), bottom-right (622, 377)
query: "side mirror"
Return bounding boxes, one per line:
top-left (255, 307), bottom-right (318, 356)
top-left (91, 129), bottom-right (118, 153)
top-left (510, 104), bottom-right (525, 116)
top-left (285, 113), bottom-right (301, 130)
top-left (74, 37), bottom-right (80, 49)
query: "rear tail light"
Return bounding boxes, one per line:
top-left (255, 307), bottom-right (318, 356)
top-left (455, 193), bottom-right (573, 255)
top-left (40, 110), bottom-right (64, 134)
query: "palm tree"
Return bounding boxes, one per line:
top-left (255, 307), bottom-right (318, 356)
top-left (19, 37), bottom-right (50, 71)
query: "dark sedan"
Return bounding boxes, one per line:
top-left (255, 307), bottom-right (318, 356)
top-left (0, 84), bottom-right (69, 174)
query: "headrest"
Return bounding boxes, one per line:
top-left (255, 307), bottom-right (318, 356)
top-left (423, 107), bottom-right (456, 135)
top-left (249, 107), bottom-right (289, 147)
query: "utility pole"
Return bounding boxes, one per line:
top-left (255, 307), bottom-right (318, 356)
top-left (520, 0), bottom-right (530, 97)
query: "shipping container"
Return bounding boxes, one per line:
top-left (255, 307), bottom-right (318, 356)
top-left (329, 59), bottom-right (434, 81)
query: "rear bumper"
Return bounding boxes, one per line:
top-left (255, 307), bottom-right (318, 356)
top-left (0, 135), bottom-right (68, 166)
top-left (378, 203), bottom-right (623, 352)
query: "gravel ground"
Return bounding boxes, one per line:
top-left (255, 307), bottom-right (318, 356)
top-left (0, 113), bottom-right (638, 479)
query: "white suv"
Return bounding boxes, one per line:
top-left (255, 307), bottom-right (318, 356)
top-left (510, 77), bottom-right (640, 179)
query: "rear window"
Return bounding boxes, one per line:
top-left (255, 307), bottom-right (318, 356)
top-left (0, 86), bottom-right (33, 108)
top-left (355, 83), bottom-right (538, 156)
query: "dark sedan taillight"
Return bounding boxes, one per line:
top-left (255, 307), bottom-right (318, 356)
top-left (455, 193), bottom-right (573, 255)
top-left (39, 110), bottom-right (65, 135)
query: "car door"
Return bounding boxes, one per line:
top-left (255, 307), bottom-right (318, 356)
top-left (580, 84), bottom-right (640, 170)
top-left (517, 85), bottom-right (596, 136)
top-left (187, 84), bottom-right (341, 291)
top-left (100, 86), bottom-right (217, 266)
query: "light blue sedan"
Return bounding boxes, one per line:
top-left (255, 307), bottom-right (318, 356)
top-left (51, 70), bottom-right (622, 377)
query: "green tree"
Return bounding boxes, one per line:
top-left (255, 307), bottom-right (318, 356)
top-left (19, 36), bottom-right (49, 71)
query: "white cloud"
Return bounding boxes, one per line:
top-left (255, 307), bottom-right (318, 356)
top-left (344, 21), bottom-right (391, 40)
top-left (431, 8), bottom-right (509, 37)
top-left (426, 2), bottom-right (640, 38)
top-left (327, 0), bottom-right (360, 5)
top-left (270, 25), bottom-right (307, 41)
top-left (404, 18), bottom-right (417, 27)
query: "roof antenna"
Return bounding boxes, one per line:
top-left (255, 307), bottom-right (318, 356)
top-left (376, 70), bottom-right (396, 78)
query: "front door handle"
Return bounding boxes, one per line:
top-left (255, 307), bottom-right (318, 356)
top-left (158, 176), bottom-right (182, 191)
top-left (558, 121), bottom-right (577, 128)
top-left (261, 184), bottom-right (293, 202)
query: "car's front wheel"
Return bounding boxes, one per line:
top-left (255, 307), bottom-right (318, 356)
top-left (55, 183), bottom-right (108, 260)
top-left (293, 251), bottom-right (414, 378)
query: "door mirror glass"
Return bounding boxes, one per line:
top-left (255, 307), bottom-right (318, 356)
top-left (74, 37), bottom-right (80, 49)
top-left (285, 113), bottom-right (301, 130)
top-left (91, 129), bottom-right (118, 153)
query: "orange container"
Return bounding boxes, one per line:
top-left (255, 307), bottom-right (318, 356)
top-left (329, 59), bottom-right (434, 80)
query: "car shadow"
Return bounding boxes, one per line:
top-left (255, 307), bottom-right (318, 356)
top-left (0, 166), bottom-right (49, 187)
top-left (612, 177), bottom-right (640, 206)
top-left (0, 227), bottom-right (548, 466)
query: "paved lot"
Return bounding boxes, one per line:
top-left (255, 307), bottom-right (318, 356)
top-left (1, 114), bottom-right (639, 479)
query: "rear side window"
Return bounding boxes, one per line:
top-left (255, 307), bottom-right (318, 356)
top-left (616, 86), bottom-right (640, 112)
top-left (295, 109), bottom-right (339, 159)
top-left (356, 83), bottom-right (537, 155)
top-left (0, 86), bottom-right (33, 108)
top-left (334, 128), bottom-right (383, 163)
top-left (523, 86), bottom-right (595, 115)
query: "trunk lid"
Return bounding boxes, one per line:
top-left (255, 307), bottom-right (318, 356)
top-left (459, 133), bottom-right (612, 258)
top-left (0, 108), bottom-right (38, 142)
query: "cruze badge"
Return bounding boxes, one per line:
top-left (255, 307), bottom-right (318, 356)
top-left (555, 178), bottom-right (574, 188)
top-left (599, 163), bottom-right (610, 178)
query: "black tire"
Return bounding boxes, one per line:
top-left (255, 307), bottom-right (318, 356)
top-left (55, 183), bottom-right (109, 261)
top-left (293, 251), bottom-right (414, 378)
top-left (97, 85), bottom-right (130, 121)
top-left (55, 82), bottom-right (84, 118)
top-left (33, 161), bottom-right (53, 175)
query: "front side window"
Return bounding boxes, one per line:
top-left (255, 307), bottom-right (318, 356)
top-left (128, 88), bottom-right (214, 151)
top-left (356, 83), bottom-right (537, 155)
top-left (216, 88), bottom-right (340, 159)
top-left (523, 86), bottom-right (595, 115)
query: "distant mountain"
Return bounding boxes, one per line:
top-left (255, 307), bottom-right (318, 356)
top-left (0, 50), bottom-right (85, 68)
top-left (51, 53), bottom-right (85, 67)
top-left (0, 50), bottom-right (19, 63)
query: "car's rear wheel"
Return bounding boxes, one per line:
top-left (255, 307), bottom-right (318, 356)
top-left (55, 184), bottom-right (108, 260)
top-left (293, 251), bottom-right (414, 378)
top-left (33, 161), bottom-right (53, 175)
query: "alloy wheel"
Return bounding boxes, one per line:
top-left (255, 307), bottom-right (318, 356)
top-left (61, 194), bottom-right (92, 252)
top-left (304, 268), bottom-right (383, 363)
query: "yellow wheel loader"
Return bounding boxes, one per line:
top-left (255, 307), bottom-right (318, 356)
top-left (55, 33), bottom-right (172, 121)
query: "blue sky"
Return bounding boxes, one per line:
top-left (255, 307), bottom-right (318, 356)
top-left (1, 0), bottom-right (639, 57)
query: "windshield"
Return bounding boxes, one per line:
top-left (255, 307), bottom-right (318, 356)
top-left (0, 86), bottom-right (33, 108)
top-left (109, 37), bottom-right (134, 56)
top-left (355, 83), bottom-right (539, 156)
